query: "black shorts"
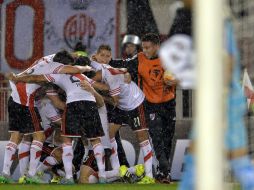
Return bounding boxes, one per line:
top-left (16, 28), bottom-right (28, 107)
top-left (108, 103), bottom-right (147, 131)
top-left (62, 101), bottom-right (104, 139)
top-left (8, 97), bottom-right (42, 134)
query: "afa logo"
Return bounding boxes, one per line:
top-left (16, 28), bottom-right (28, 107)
top-left (64, 13), bottom-right (96, 49)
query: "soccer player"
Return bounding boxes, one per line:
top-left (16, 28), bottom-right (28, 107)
top-left (89, 44), bottom-right (131, 168)
top-left (19, 95), bottom-right (62, 183)
top-left (109, 34), bottom-right (177, 183)
top-left (0, 50), bottom-right (92, 183)
top-left (90, 64), bottom-right (155, 184)
top-left (79, 151), bottom-right (145, 184)
top-left (7, 71), bottom-right (107, 184)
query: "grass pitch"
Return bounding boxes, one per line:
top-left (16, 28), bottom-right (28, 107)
top-left (0, 183), bottom-right (243, 190)
top-left (0, 184), bottom-right (178, 190)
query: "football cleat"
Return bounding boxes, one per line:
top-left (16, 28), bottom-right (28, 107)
top-left (60, 177), bottom-right (75, 185)
top-left (0, 173), bottom-right (14, 184)
top-left (18, 175), bottom-right (27, 184)
top-left (137, 176), bottom-right (155, 184)
top-left (119, 165), bottom-right (137, 183)
top-left (50, 175), bottom-right (63, 184)
top-left (135, 164), bottom-right (145, 178)
top-left (25, 175), bottom-right (45, 184)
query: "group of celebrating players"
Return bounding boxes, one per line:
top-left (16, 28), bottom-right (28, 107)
top-left (0, 33), bottom-right (173, 185)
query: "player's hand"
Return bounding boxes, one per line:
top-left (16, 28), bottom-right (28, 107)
top-left (90, 54), bottom-right (97, 62)
top-left (81, 65), bottom-right (94, 73)
top-left (124, 72), bottom-right (132, 84)
top-left (5, 72), bottom-right (16, 81)
top-left (164, 78), bottom-right (178, 86)
top-left (119, 68), bottom-right (127, 73)
top-left (163, 70), bottom-right (178, 86)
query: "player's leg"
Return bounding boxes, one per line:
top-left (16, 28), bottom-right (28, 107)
top-left (28, 131), bottom-right (45, 177)
top-left (107, 107), bottom-right (126, 171)
top-left (90, 138), bottom-right (106, 183)
top-left (157, 101), bottom-right (176, 183)
top-left (133, 104), bottom-right (155, 184)
top-left (81, 101), bottom-right (106, 183)
top-left (60, 102), bottom-right (79, 184)
top-left (79, 165), bottom-right (98, 183)
top-left (61, 136), bottom-right (74, 184)
top-left (0, 132), bottom-right (21, 183)
top-left (109, 123), bottom-right (122, 170)
top-left (37, 145), bottom-right (62, 174)
top-left (18, 135), bottom-right (32, 177)
top-left (0, 98), bottom-right (23, 183)
top-left (26, 106), bottom-right (45, 179)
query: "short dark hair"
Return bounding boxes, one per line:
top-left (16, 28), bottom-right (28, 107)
top-left (72, 56), bottom-right (95, 78)
top-left (97, 44), bottom-right (111, 53)
top-left (53, 50), bottom-right (74, 65)
top-left (141, 33), bottom-right (160, 45)
top-left (73, 56), bottom-right (91, 66)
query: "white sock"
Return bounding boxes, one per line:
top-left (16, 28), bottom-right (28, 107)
top-left (105, 169), bottom-right (119, 178)
top-left (62, 143), bottom-right (73, 179)
top-left (37, 156), bottom-right (58, 173)
top-left (106, 176), bottom-right (119, 183)
top-left (140, 140), bottom-right (153, 178)
top-left (128, 166), bottom-right (136, 174)
top-left (93, 143), bottom-right (105, 178)
top-left (18, 141), bottom-right (31, 176)
top-left (88, 174), bottom-right (98, 183)
top-left (28, 140), bottom-right (43, 176)
top-left (57, 169), bottom-right (66, 177)
top-left (3, 141), bottom-right (17, 176)
top-left (110, 138), bottom-right (120, 170)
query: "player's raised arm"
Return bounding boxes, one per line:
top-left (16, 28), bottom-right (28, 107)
top-left (58, 65), bottom-right (94, 74)
top-left (5, 72), bottom-right (47, 83)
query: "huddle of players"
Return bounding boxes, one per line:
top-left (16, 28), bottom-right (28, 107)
top-left (1, 44), bottom-right (155, 184)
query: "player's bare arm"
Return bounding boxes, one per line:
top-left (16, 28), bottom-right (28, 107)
top-left (111, 95), bottom-right (119, 107)
top-left (80, 80), bottom-right (105, 108)
top-left (92, 81), bottom-right (110, 92)
top-left (47, 94), bottom-right (66, 111)
top-left (124, 72), bottom-right (132, 84)
top-left (58, 65), bottom-right (93, 74)
top-left (5, 73), bottom-right (47, 83)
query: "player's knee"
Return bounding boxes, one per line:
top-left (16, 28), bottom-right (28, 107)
top-left (136, 130), bottom-right (149, 142)
top-left (10, 132), bottom-right (22, 144)
top-left (79, 165), bottom-right (97, 184)
top-left (22, 134), bottom-right (32, 142)
top-left (109, 124), bottom-right (120, 139)
top-left (33, 131), bottom-right (46, 142)
top-left (90, 138), bottom-right (101, 146)
top-left (51, 148), bottom-right (63, 163)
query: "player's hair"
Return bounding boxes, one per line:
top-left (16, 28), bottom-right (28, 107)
top-left (97, 44), bottom-right (111, 53)
top-left (53, 50), bottom-right (74, 65)
top-left (73, 56), bottom-right (95, 78)
top-left (74, 56), bottom-right (91, 66)
top-left (141, 33), bottom-right (160, 45)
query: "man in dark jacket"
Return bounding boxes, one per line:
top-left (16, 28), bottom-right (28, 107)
top-left (110, 33), bottom-right (177, 183)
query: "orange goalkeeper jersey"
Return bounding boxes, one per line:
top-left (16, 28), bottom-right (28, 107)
top-left (137, 52), bottom-right (175, 103)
